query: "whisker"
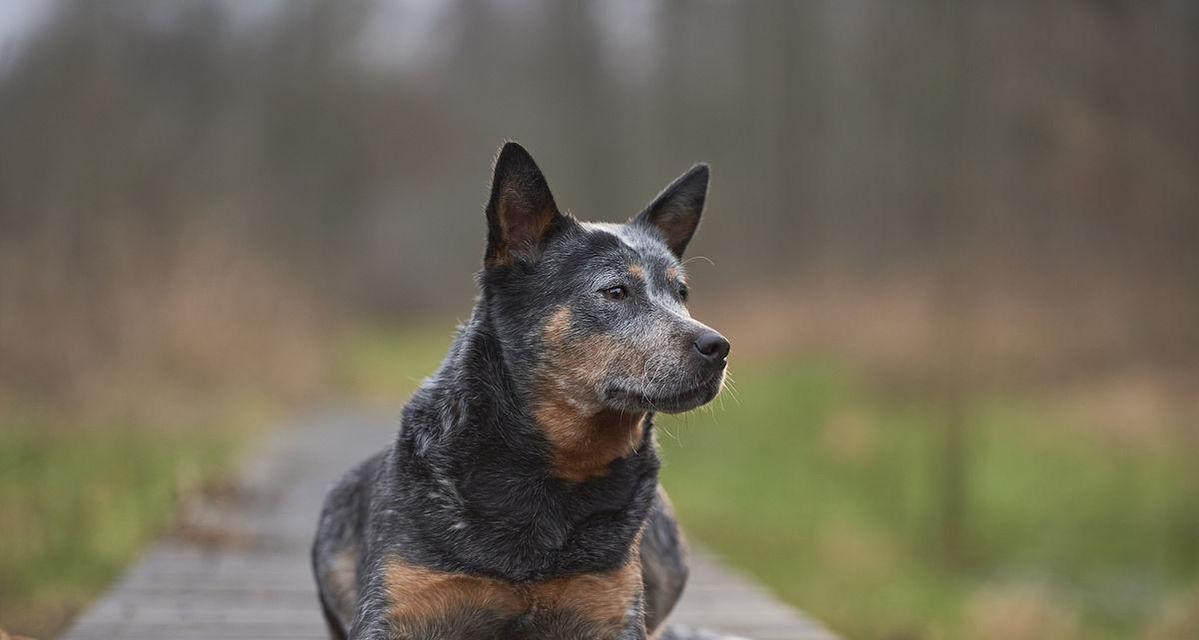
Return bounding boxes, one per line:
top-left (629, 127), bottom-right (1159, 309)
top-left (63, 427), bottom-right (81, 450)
top-left (657, 416), bottom-right (681, 446)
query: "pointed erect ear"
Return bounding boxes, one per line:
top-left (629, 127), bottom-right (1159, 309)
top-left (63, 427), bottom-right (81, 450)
top-left (484, 142), bottom-right (566, 268)
top-left (632, 164), bottom-right (709, 259)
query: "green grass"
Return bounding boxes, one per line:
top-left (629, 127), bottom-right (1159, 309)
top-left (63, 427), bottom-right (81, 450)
top-left (0, 411), bottom-right (239, 636)
top-left (656, 362), bottom-right (1199, 639)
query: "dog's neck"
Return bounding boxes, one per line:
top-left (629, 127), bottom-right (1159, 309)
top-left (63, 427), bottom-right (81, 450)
top-left (393, 305), bottom-right (660, 579)
top-left (411, 303), bottom-right (653, 482)
top-left (532, 398), bottom-right (648, 482)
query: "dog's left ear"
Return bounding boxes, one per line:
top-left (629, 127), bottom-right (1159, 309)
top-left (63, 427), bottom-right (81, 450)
top-left (484, 142), bottom-right (566, 268)
top-left (632, 164), bottom-right (709, 259)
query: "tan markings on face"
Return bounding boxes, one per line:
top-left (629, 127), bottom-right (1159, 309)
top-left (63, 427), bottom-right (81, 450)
top-left (664, 266), bottom-right (679, 281)
top-left (543, 304), bottom-right (573, 344)
top-left (628, 263), bottom-right (646, 279)
top-left (385, 558), bottom-right (524, 628)
top-left (536, 306), bottom-right (649, 482)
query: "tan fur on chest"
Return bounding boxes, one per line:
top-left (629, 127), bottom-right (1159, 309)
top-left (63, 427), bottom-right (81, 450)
top-left (384, 555), bottom-right (643, 636)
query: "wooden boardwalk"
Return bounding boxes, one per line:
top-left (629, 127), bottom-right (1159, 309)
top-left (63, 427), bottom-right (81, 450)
top-left (62, 409), bottom-right (836, 640)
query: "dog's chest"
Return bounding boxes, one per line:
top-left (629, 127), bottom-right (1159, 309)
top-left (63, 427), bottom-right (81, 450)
top-left (383, 556), bottom-right (643, 639)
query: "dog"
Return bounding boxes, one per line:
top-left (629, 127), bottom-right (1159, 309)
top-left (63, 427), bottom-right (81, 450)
top-left (313, 142), bottom-right (731, 640)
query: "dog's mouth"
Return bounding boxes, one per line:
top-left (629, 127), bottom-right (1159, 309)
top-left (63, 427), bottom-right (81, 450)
top-left (603, 371), bottom-right (724, 414)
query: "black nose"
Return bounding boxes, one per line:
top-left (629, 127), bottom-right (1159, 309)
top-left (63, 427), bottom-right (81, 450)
top-left (693, 330), bottom-right (730, 363)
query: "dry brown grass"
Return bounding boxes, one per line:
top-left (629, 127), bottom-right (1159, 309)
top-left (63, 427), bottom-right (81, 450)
top-left (963, 584), bottom-right (1082, 640)
top-left (698, 273), bottom-right (1196, 378)
top-left (0, 217), bottom-right (333, 418)
top-left (694, 273), bottom-right (1199, 444)
top-left (0, 627), bottom-right (38, 640)
top-left (1143, 588), bottom-right (1199, 640)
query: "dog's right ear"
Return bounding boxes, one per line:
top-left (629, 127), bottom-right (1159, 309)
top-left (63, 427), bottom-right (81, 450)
top-left (484, 142), bottom-right (565, 268)
top-left (631, 163), bottom-right (709, 259)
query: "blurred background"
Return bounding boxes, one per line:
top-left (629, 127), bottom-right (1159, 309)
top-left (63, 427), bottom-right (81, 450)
top-left (1, 1), bottom-right (1197, 638)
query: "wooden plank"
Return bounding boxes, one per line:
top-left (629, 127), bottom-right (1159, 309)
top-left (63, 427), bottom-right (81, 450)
top-left (61, 410), bottom-right (837, 640)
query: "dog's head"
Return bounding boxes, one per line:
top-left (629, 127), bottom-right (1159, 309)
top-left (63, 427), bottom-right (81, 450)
top-left (480, 142), bottom-right (728, 416)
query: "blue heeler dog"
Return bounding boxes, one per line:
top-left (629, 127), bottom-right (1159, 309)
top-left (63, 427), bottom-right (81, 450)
top-left (313, 142), bottom-right (732, 640)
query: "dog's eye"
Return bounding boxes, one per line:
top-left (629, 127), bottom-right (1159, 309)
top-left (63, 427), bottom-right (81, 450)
top-left (678, 284), bottom-right (689, 302)
top-left (601, 285), bottom-right (628, 301)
